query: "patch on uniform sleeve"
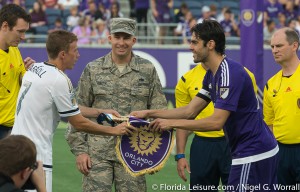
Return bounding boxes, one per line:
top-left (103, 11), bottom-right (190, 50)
top-left (297, 98), bottom-right (300, 109)
top-left (70, 92), bottom-right (77, 106)
top-left (220, 87), bottom-right (229, 99)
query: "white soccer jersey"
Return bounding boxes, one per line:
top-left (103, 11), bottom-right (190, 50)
top-left (12, 62), bottom-right (80, 166)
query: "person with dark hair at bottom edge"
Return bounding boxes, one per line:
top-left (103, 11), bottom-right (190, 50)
top-left (0, 135), bottom-right (46, 192)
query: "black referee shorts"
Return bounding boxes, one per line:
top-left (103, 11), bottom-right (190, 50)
top-left (190, 135), bottom-right (231, 191)
top-left (277, 142), bottom-right (300, 190)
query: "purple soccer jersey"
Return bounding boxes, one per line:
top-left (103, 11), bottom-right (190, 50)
top-left (220, 20), bottom-right (235, 36)
top-left (153, 0), bottom-right (172, 23)
top-left (197, 58), bottom-right (277, 159)
top-left (135, 0), bottom-right (149, 9)
top-left (264, 1), bottom-right (283, 19)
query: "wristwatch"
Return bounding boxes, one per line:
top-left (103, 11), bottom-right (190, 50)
top-left (175, 154), bottom-right (185, 161)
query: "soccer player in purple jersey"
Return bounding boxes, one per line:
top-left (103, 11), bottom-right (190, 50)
top-left (131, 20), bottom-right (278, 191)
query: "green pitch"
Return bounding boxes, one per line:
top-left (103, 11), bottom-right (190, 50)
top-left (53, 123), bottom-right (192, 192)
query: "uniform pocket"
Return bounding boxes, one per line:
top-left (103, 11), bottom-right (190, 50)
top-left (130, 85), bottom-right (150, 110)
top-left (93, 85), bottom-right (114, 108)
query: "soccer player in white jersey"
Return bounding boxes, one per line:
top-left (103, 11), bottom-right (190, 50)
top-left (11, 30), bottom-right (136, 192)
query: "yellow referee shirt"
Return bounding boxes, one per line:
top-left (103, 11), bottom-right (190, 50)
top-left (175, 64), bottom-right (225, 137)
top-left (264, 64), bottom-right (300, 144)
top-left (0, 47), bottom-right (26, 127)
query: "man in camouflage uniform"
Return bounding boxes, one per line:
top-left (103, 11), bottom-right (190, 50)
top-left (65, 18), bottom-right (167, 192)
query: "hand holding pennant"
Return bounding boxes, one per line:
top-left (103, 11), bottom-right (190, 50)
top-left (96, 113), bottom-right (175, 176)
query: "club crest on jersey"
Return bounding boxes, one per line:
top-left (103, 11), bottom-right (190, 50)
top-left (220, 88), bottom-right (229, 99)
top-left (297, 98), bottom-right (300, 109)
top-left (70, 92), bottom-right (77, 106)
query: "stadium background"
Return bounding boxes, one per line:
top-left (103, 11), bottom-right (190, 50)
top-left (26, 43), bottom-right (280, 191)
top-left (14, 0), bottom-right (284, 190)
top-left (20, 45), bottom-right (281, 90)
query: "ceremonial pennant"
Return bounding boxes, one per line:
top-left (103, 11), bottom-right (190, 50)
top-left (97, 114), bottom-right (175, 176)
top-left (115, 116), bottom-right (175, 177)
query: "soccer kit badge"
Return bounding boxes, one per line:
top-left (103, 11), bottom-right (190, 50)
top-left (97, 113), bottom-right (175, 176)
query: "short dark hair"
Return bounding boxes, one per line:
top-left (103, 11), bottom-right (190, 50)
top-left (0, 4), bottom-right (31, 30)
top-left (285, 28), bottom-right (300, 49)
top-left (0, 135), bottom-right (36, 177)
top-left (46, 30), bottom-right (78, 59)
top-left (225, 9), bottom-right (232, 14)
top-left (190, 20), bottom-right (226, 55)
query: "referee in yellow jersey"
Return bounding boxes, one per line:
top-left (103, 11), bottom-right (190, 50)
top-left (175, 63), bottom-right (231, 190)
top-left (264, 27), bottom-right (300, 188)
top-left (0, 4), bottom-right (33, 139)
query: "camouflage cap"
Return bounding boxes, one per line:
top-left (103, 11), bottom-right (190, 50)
top-left (110, 18), bottom-right (136, 36)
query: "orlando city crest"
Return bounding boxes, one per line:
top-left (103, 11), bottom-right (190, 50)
top-left (116, 116), bottom-right (174, 176)
top-left (241, 9), bottom-right (255, 27)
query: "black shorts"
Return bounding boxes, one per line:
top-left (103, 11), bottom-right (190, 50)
top-left (190, 135), bottom-right (231, 191)
top-left (277, 142), bottom-right (300, 189)
top-left (0, 125), bottom-right (12, 139)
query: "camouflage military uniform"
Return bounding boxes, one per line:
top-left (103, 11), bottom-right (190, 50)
top-left (66, 52), bottom-right (167, 192)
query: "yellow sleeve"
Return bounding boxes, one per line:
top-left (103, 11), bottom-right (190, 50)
top-left (20, 63), bottom-right (26, 77)
top-left (244, 67), bottom-right (258, 94)
top-left (263, 83), bottom-right (274, 126)
top-left (175, 76), bottom-right (191, 108)
top-left (16, 47), bottom-right (26, 77)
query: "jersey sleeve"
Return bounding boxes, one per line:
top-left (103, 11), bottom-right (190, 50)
top-left (244, 67), bottom-right (258, 94)
top-left (175, 76), bottom-right (191, 108)
top-left (214, 66), bottom-right (243, 112)
top-left (20, 62), bottom-right (26, 77)
top-left (263, 82), bottom-right (274, 125)
top-left (51, 75), bottom-right (80, 117)
top-left (16, 47), bottom-right (26, 77)
top-left (196, 72), bottom-right (211, 102)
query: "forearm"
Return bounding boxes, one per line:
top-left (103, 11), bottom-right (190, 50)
top-left (68, 114), bottom-right (115, 135)
top-left (36, 185), bottom-right (47, 192)
top-left (176, 129), bottom-right (190, 154)
top-left (147, 105), bottom-right (195, 119)
top-left (79, 105), bottom-right (100, 118)
top-left (171, 118), bottom-right (223, 132)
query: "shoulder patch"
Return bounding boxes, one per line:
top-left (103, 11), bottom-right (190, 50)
top-left (220, 87), bottom-right (229, 99)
